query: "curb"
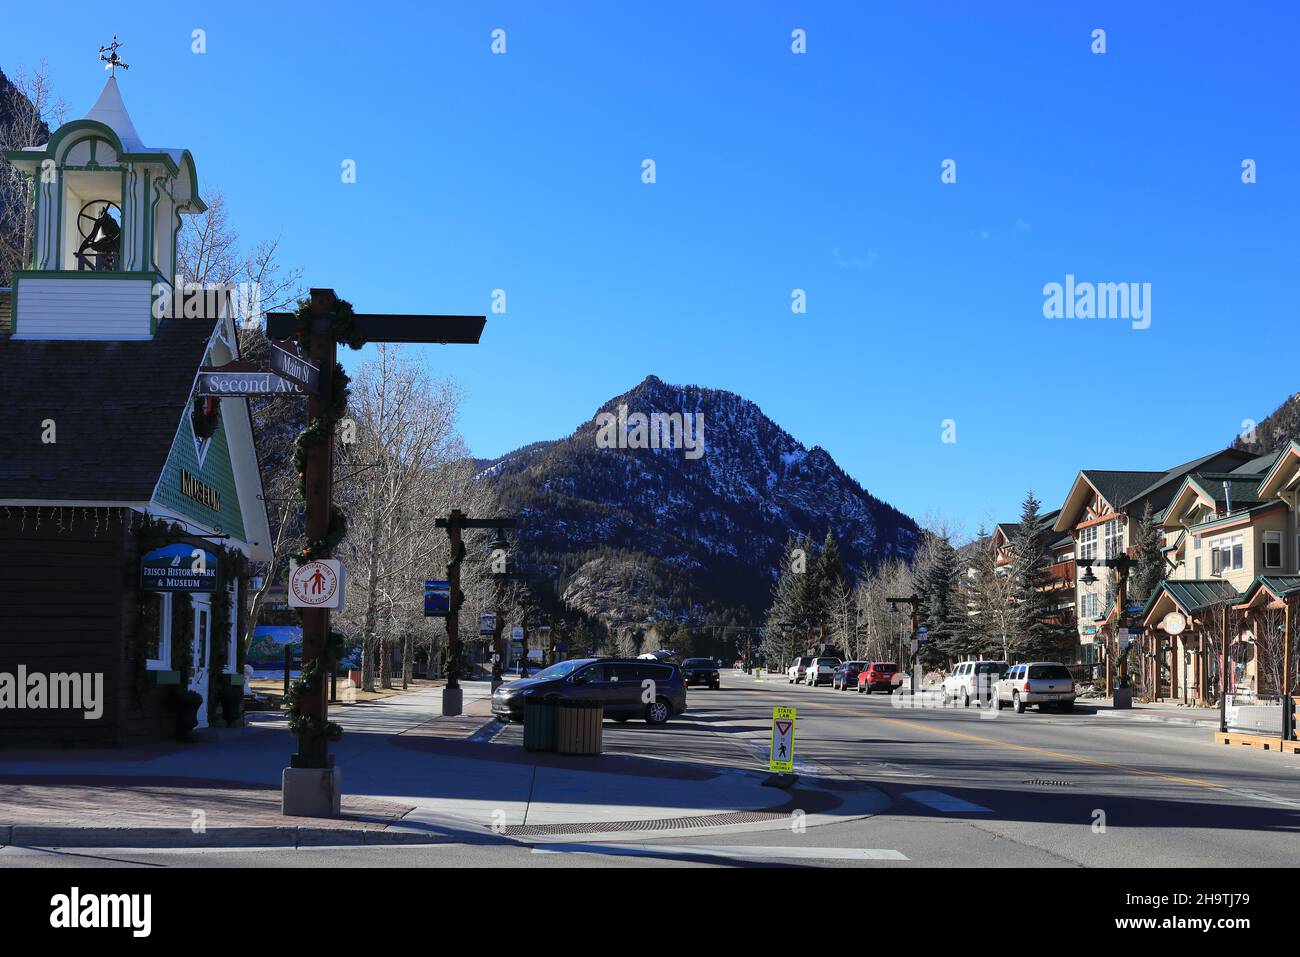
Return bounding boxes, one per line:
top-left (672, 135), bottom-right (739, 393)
top-left (1094, 711), bottom-right (1220, 729)
top-left (0, 824), bottom-right (457, 850)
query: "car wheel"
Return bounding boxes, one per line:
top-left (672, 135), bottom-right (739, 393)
top-left (961, 689), bottom-right (970, 708)
top-left (1013, 692), bottom-right (1025, 714)
top-left (864, 685), bottom-right (872, 695)
top-left (1059, 701), bottom-right (1074, 713)
top-left (645, 699), bottom-right (671, 725)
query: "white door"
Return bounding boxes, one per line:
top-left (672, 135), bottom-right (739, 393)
top-left (189, 594), bottom-right (212, 729)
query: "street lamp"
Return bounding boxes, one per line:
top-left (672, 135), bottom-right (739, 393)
top-left (488, 527), bottom-right (510, 691)
top-left (1077, 555), bottom-right (1135, 697)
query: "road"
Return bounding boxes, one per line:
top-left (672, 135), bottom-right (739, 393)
top-left (5, 672), bottom-right (1297, 868)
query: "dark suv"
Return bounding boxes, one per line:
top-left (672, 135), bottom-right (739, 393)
top-left (491, 657), bottom-right (687, 725)
top-left (681, 658), bottom-right (720, 689)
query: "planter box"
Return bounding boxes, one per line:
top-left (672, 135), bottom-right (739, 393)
top-left (523, 697), bottom-right (559, 752)
top-left (557, 700), bottom-right (603, 755)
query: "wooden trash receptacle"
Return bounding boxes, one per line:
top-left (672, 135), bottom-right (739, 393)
top-left (522, 695), bottom-right (559, 752)
top-left (557, 699), bottom-right (603, 755)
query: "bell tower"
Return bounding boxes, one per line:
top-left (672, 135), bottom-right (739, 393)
top-left (1, 37), bottom-right (206, 339)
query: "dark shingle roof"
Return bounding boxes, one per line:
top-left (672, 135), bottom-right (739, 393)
top-left (1120, 448), bottom-right (1256, 509)
top-left (1083, 470), bottom-right (1165, 508)
top-left (0, 318), bottom-right (214, 501)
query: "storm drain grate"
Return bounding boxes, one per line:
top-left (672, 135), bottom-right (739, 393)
top-left (1022, 779), bottom-right (1073, 787)
top-left (501, 808), bottom-right (788, 835)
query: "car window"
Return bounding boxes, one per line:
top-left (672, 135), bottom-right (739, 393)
top-left (976, 663), bottom-right (1005, 676)
top-left (1028, 664), bottom-right (1072, 680)
top-left (633, 664), bottom-right (673, 682)
top-left (572, 662), bottom-right (607, 683)
top-left (876, 663), bottom-right (897, 672)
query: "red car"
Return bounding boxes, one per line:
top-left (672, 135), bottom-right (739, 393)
top-left (857, 661), bottom-right (900, 694)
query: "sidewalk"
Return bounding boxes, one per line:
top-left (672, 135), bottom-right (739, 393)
top-left (1085, 698), bottom-right (1221, 728)
top-left (0, 679), bottom-right (885, 848)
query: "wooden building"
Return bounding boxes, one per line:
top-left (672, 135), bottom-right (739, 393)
top-left (0, 73), bottom-right (270, 746)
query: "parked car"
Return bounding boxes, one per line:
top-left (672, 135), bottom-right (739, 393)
top-left (804, 656), bottom-right (842, 686)
top-left (491, 657), bottom-right (687, 725)
top-left (857, 661), bottom-right (900, 693)
top-left (942, 660), bottom-right (1009, 707)
top-left (681, 657), bottom-right (721, 689)
top-left (993, 662), bottom-right (1077, 713)
top-left (787, 656), bottom-right (815, 683)
top-left (833, 660), bottom-right (868, 690)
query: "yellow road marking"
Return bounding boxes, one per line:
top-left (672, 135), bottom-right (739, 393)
top-left (740, 676), bottom-right (1225, 792)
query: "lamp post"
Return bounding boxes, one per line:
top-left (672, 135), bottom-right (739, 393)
top-left (488, 527), bottom-right (510, 692)
top-left (1079, 555), bottom-right (1134, 698)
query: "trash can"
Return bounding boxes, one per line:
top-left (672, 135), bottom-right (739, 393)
top-left (522, 695), bottom-right (559, 752)
top-left (557, 698), bottom-right (603, 755)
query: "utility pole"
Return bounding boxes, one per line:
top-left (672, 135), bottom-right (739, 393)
top-left (888, 594), bottom-right (920, 693)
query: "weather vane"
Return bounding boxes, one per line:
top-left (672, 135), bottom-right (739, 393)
top-left (98, 35), bottom-right (129, 76)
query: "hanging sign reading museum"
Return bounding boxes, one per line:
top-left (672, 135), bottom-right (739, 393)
top-left (141, 543), bottom-right (220, 592)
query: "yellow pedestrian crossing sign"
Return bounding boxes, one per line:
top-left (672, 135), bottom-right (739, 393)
top-left (769, 706), bottom-right (796, 772)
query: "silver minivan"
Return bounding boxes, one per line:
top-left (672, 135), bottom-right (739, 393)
top-left (994, 662), bottom-right (1077, 713)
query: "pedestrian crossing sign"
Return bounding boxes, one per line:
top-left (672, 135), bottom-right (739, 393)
top-left (769, 706), bottom-right (796, 773)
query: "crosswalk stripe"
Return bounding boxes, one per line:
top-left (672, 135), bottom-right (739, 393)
top-left (531, 842), bottom-right (908, 862)
top-left (901, 790), bottom-right (992, 813)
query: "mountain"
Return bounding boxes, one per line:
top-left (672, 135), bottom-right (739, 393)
top-left (1234, 391), bottom-right (1300, 456)
top-left (478, 375), bottom-right (920, 630)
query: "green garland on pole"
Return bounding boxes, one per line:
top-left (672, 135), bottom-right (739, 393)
top-left (284, 630), bottom-right (347, 742)
top-left (283, 296), bottom-right (361, 744)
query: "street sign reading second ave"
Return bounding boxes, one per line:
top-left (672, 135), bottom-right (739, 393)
top-left (769, 706), bottom-right (796, 773)
top-left (198, 366), bottom-right (307, 397)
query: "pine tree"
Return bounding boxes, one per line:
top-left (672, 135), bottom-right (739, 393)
top-left (1009, 490), bottom-right (1070, 659)
top-left (915, 532), bottom-right (961, 666)
top-left (817, 530), bottom-right (852, 656)
top-left (1129, 502), bottom-right (1166, 604)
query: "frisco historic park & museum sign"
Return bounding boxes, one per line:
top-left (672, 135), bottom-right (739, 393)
top-left (140, 543), bottom-right (219, 592)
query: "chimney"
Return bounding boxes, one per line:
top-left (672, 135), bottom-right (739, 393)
top-left (1223, 481), bottom-right (1233, 515)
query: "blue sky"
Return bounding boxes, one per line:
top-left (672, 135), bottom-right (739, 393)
top-left (6, 2), bottom-right (1297, 538)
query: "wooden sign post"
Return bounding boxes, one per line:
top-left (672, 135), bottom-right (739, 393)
top-left (268, 290), bottom-right (484, 815)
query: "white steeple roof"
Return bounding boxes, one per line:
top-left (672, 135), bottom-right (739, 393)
top-left (84, 76), bottom-right (146, 152)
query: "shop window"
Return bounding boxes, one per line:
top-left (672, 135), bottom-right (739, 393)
top-left (225, 586), bottom-right (239, 674)
top-left (147, 593), bottom-right (173, 670)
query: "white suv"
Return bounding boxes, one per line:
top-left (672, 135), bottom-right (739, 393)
top-left (942, 660), bottom-right (1009, 707)
top-left (804, 656), bottom-right (842, 687)
top-left (787, 656), bottom-right (814, 684)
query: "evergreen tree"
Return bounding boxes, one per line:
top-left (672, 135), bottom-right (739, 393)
top-left (915, 532), bottom-right (961, 667)
top-left (817, 530), bottom-right (852, 655)
top-left (1009, 490), bottom-right (1070, 659)
top-left (1129, 502), bottom-right (1166, 604)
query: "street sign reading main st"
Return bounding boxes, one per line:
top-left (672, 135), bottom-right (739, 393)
top-left (269, 340), bottom-right (321, 394)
